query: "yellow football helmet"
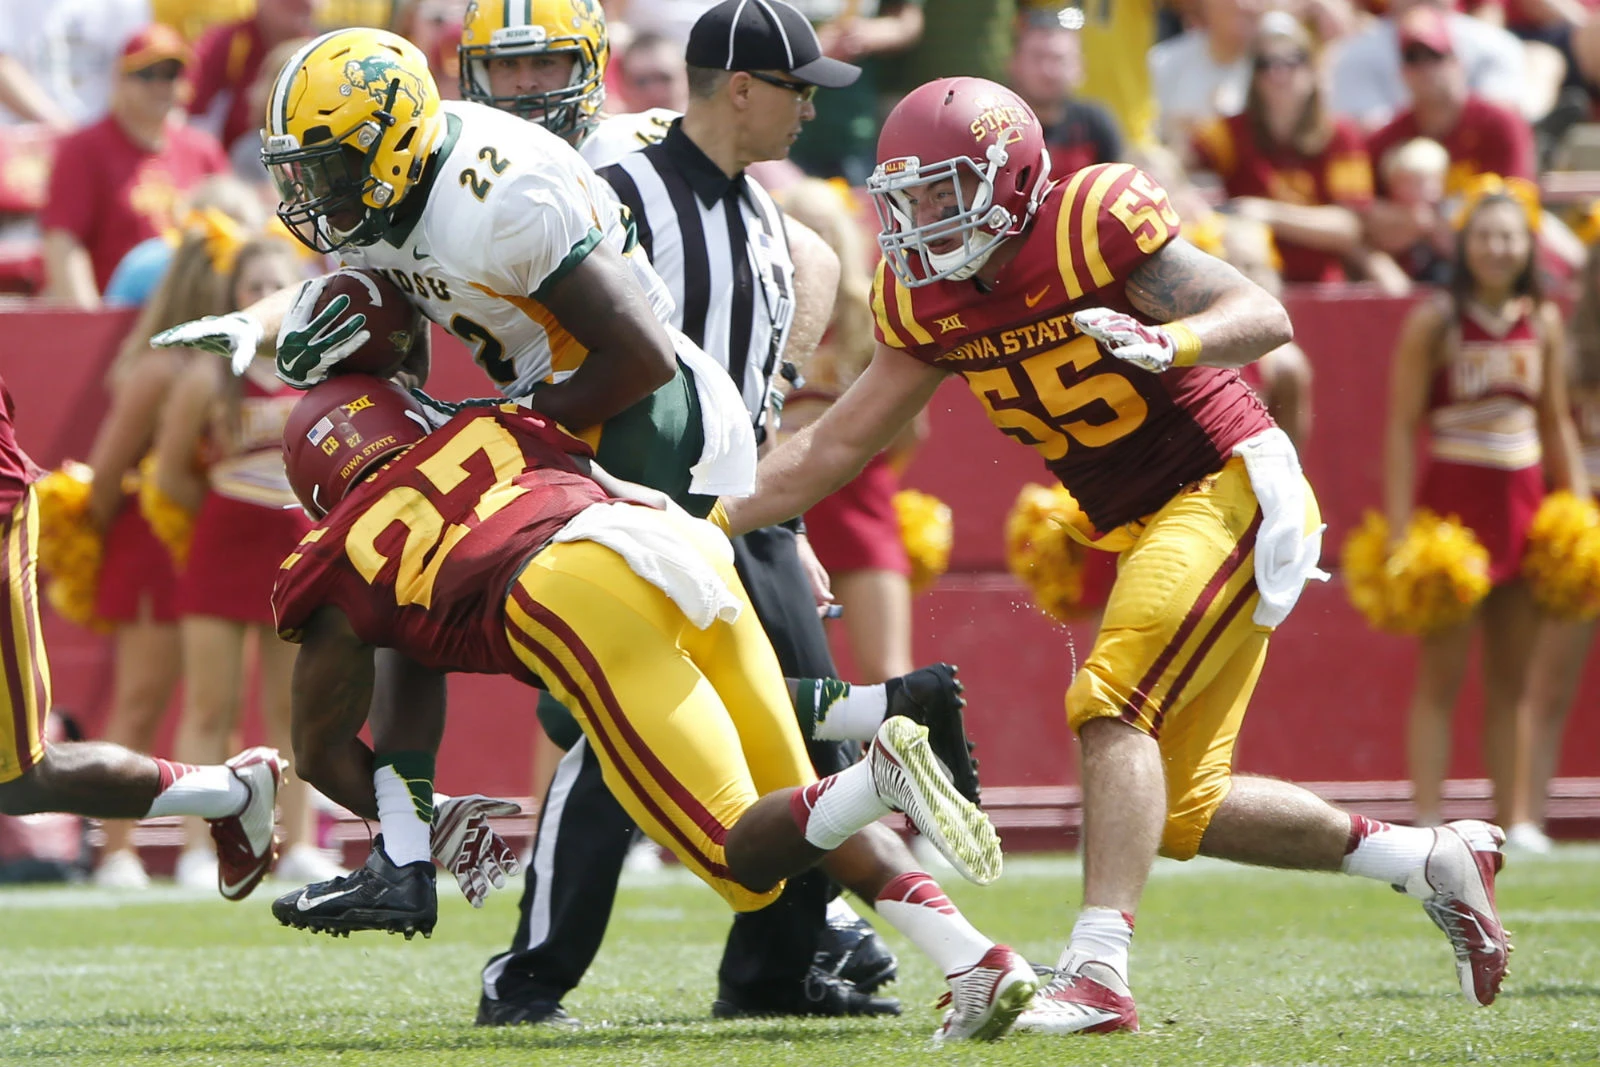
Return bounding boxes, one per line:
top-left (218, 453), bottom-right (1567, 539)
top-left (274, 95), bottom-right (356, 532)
top-left (459, 0), bottom-right (608, 142)
top-left (261, 28), bottom-right (445, 254)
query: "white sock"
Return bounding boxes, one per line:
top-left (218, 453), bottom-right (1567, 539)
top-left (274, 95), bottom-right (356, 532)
top-left (1065, 907), bottom-right (1134, 982)
top-left (375, 765), bottom-right (432, 866)
top-left (1341, 814), bottom-right (1435, 886)
top-left (875, 871), bottom-right (992, 975)
top-left (146, 764), bottom-right (248, 819)
top-left (827, 896), bottom-right (862, 925)
top-left (789, 759), bottom-right (891, 850)
top-left (812, 683), bottom-right (888, 741)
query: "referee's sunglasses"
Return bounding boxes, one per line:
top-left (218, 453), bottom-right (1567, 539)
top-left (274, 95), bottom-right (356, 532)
top-left (747, 71), bottom-right (819, 102)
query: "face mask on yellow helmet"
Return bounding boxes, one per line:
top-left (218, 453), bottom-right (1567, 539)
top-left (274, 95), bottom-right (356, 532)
top-left (261, 28), bottom-right (445, 255)
top-left (458, 0), bottom-right (608, 143)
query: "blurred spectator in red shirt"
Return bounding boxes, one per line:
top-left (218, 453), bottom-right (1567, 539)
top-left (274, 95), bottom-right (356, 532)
top-left (1190, 13), bottom-right (1377, 283)
top-left (1367, 6), bottom-right (1535, 192)
top-left (615, 32), bottom-right (690, 114)
top-left (1008, 9), bottom-right (1123, 179)
top-left (187, 0), bottom-right (318, 161)
top-left (39, 25), bottom-right (227, 308)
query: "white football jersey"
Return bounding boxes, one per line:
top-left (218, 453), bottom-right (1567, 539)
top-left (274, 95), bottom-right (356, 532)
top-left (339, 100), bottom-right (674, 399)
top-left (579, 108), bottom-right (678, 171)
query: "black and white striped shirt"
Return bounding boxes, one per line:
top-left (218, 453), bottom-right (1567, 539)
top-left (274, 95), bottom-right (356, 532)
top-left (599, 120), bottom-right (796, 436)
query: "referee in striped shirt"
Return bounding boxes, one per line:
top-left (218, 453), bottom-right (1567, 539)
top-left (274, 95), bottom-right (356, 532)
top-left (480, 0), bottom-right (899, 1026)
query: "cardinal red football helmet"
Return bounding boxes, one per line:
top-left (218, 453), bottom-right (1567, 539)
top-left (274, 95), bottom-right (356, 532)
top-left (869, 77), bottom-right (1052, 287)
top-left (283, 374), bottom-right (432, 518)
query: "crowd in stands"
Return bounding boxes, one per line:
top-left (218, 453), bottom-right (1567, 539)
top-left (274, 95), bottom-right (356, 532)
top-left (7, 0), bottom-right (1600, 304)
top-left (0, 0), bottom-right (1592, 882)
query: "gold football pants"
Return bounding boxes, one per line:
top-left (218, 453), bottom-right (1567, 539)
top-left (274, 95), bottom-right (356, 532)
top-left (1068, 457), bottom-right (1321, 860)
top-left (503, 535), bottom-right (816, 910)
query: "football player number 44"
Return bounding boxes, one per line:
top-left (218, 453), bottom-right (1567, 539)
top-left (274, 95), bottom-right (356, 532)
top-left (344, 419), bottom-right (530, 609)
top-left (966, 172), bottom-right (1177, 460)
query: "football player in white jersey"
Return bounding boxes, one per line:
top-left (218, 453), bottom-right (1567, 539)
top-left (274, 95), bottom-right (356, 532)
top-left (147, 25), bottom-right (760, 908)
top-left (459, 0), bottom-right (679, 170)
top-left (156, 26), bottom-right (752, 503)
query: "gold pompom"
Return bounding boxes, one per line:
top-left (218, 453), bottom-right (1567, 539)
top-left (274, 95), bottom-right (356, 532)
top-left (1341, 508), bottom-right (1491, 634)
top-left (33, 462), bottom-right (110, 632)
top-left (1522, 490), bottom-right (1600, 621)
top-left (1005, 483), bottom-right (1091, 623)
top-left (137, 456), bottom-right (195, 567)
top-left (892, 489), bottom-right (952, 594)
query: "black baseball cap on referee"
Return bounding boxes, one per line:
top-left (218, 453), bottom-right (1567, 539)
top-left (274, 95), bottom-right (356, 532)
top-left (686, 0), bottom-right (862, 88)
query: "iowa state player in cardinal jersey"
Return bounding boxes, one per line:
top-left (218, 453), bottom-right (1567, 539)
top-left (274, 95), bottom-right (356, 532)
top-left (722, 78), bottom-right (1513, 1032)
top-left (268, 376), bottom-right (1039, 1042)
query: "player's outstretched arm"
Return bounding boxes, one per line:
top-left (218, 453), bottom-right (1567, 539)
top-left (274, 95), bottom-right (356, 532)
top-left (1079, 237), bottom-right (1293, 373)
top-left (527, 241), bottom-right (678, 432)
top-left (290, 606), bottom-right (381, 820)
top-left (149, 283), bottom-right (300, 372)
top-left (723, 342), bottom-right (946, 537)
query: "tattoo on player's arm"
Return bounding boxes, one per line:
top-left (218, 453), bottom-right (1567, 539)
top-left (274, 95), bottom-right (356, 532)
top-left (1123, 238), bottom-right (1238, 322)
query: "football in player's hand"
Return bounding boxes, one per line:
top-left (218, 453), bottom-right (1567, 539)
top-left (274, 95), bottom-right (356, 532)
top-left (314, 268), bottom-right (426, 379)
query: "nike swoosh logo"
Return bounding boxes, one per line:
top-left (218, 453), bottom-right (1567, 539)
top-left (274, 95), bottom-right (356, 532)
top-left (412, 248), bottom-right (429, 260)
top-left (219, 872), bottom-right (258, 897)
top-left (297, 885), bottom-right (360, 910)
top-left (1024, 287), bottom-right (1050, 308)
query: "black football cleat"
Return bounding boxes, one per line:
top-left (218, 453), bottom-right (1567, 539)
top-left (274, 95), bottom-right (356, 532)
top-left (271, 835), bottom-right (437, 939)
top-left (886, 663), bottom-right (981, 805)
top-left (712, 966), bottom-right (902, 1019)
top-left (815, 913), bottom-right (899, 993)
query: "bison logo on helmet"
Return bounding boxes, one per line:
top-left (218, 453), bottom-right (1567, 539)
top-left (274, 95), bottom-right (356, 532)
top-left (341, 56), bottom-right (428, 114)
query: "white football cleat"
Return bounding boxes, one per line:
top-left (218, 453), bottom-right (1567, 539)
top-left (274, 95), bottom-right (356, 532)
top-left (1504, 822), bottom-right (1552, 856)
top-left (1400, 819), bottom-right (1512, 1006)
top-left (934, 944), bottom-right (1039, 1042)
top-left (208, 746), bottom-right (286, 901)
top-left (275, 843), bottom-right (348, 885)
top-left (174, 847), bottom-right (219, 892)
top-left (869, 716), bottom-right (1001, 885)
top-left (1013, 958), bottom-right (1140, 1035)
top-left (93, 849), bottom-right (150, 890)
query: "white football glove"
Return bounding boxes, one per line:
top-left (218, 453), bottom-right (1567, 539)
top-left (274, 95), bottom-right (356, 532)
top-left (275, 276), bottom-right (371, 388)
top-left (430, 792), bottom-right (522, 908)
top-left (150, 311), bottom-right (266, 376)
top-left (1072, 307), bottom-right (1182, 374)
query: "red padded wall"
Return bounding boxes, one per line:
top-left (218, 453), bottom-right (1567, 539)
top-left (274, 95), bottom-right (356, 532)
top-left (0, 295), bottom-right (1594, 803)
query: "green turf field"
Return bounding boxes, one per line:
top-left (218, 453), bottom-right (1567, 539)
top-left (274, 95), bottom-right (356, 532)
top-left (1, 848), bottom-right (1596, 1066)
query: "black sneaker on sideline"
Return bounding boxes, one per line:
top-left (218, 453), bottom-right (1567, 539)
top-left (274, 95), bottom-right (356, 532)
top-left (475, 993), bottom-right (580, 1028)
top-left (711, 966), bottom-right (902, 1018)
top-left (815, 914), bottom-right (899, 993)
top-left (271, 835), bottom-right (436, 939)
top-left (887, 663), bottom-right (981, 805)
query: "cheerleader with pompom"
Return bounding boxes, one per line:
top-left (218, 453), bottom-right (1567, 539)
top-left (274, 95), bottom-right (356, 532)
top-left (1508, 243), bottom-right (1600, 851)
top-left (1382, 177), bottom-right (1587, 830)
